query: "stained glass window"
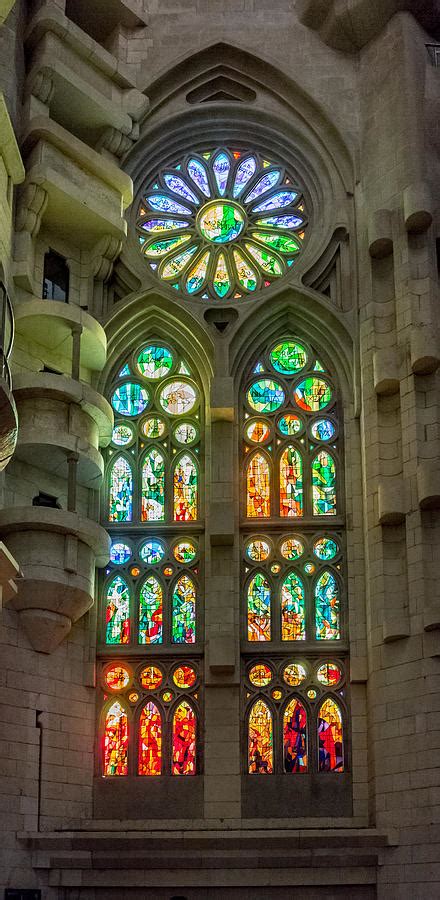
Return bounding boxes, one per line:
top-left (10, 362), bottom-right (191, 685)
top-left (106, 576), bottom-right (130, 644)
top-left (318, 698), bottom-right (344, 772)
top-left (247, 453), bottom-right (270, 517)
top-left (173, 454), bottom-right (198, 521)
top-left (109, 456), bottom-right (133, 522)
top-left (248, 699), bottom-right (273, 774)
top-left (137, 148), bottom-right (308, 301)
top-left (172, 574), bottom-right (196, 643)
top-left (283, 699), bottom-right (308, 772)
top-left (104, 701), bottom-right (128, 776)
top-left (141, 449), bottom-right (165, 521)
top-left (172, 701), bottom-right (196, 775)
top-left (138, 702), bottom-right (162, 775)
top-left (139, 576), bottom-right (163, 644)
top-left (241, 335), bottom-right (346, 775)
top-left (279, 447), bottom-right (303, 517)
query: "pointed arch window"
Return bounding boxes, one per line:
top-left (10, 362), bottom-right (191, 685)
top-left (241, 337), bottom-right (346, 778)
top-left (100, 341), bottom-right (204, 779)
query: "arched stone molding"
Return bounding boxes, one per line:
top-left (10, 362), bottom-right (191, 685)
top-left (298, 0), bottom-right (440, 52)
top-left (99, 290), bottom-right (214, 400)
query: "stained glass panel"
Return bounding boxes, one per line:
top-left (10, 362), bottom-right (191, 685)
top-left (313, 537), bottom-right (339, 560)
top-left (247, 572), bottom-right (271, 641)
top-left (277, 414), bottom-right (302, 436)
top-left (137, 345), bottom-right (173, 379)
top-left (283, 699), bottom-right (308, 772)
top-left (172, 701), bottom-right (196, 775)
top-left (280, 447), bottom-right (303, 517)
top-left (248, 699), bottom-right (273, 774)
top-left (246, 420), bottom-right (270, 443)
top-left (283, 663), bottom-right (307, 686)
top-left (110, 541), bottom-right (132, 564)
top-left (317, 662), bottom-right (342, 686)
top-left (105, 666), bottom-right (130, 690)
top-left (104, 701), bottom-right (128, 776)
top-left (138, 702), bottom-right (162, 775)
top-left (312, 451), bottom-right (337, 516)
top-left (112, 423), bottom-right (134, 446)
top-left (173, 665), bottom-right (197, 688)
top-left (246, 538), bottom-right (271, 562)
top-left (172, 574), bottom-right (196, 643)
top-left (139, 575), bottom-right (163, 644)
top-left (173, 540), bottom-right (197, 563)
top-left (146, 194), bottom-right (191, 214)
top-left (164, 172), bottom-right (199, 204)
top-left (142, 416), bottom-right (166, 439)
top-left (311, 418), bottom-right (336, 442)
top-left (173, 454), bottom-right (198, 521)
top-left (198, 203), bottom-right (245, 243)
top-left (318, 698), bottom-right (344, 772)
top-left (187, 158), bottom-right (210, 197)
top-left (247, 379), bottom-right (285, 413)
top-left (111, 382), bottom-right (149, 416)
top-left (293, 378), bottom-right (332, 413)
top-left (109, 456), bottom-right (133, 523)
top-left (281, 571), bottom-right (305, 641)
top-left (248, 663), bottom-right (272, 686)
top-left (246, 453), bottom-right (270, 517)
top-left (270, 341), bottom-right (307, 374)
top-left (160, 381), bottom-right (197, 415)
top-left (106, 576), bottom-right (130, 644)
top-left (233, 156), bottom-right (257, 197)
top-left (139, 539), bottom-right (165, 565)
top-left (140, 665), bottom-right (163, 689)
top-left (173, 421), bottom-right (197, 445)
top-left (315, 570), bottom-right (340, 640)
top-left (141, 449), bottom-right (165, 521)
top-left (280, 537), bottom-right (304, 560)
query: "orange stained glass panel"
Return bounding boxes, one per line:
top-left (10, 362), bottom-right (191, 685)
top-left (172, 701), bottom-right (196, 775)
top-left (103, 701), bottom-right (128, 776)
top-left (138, 701), bottom-right (162, 775)
top-left (246, 452), bottom-right (270, 517)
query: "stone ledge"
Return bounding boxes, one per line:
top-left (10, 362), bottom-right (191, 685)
top-left (13, 372), bottom-right (113, 445)
top-left (14, 298), bottom-right (107, 373)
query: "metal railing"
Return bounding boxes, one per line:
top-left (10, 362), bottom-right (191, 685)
top-left (0, 281), bottom-right (14, 391)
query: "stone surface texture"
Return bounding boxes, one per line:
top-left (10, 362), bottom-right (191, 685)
top-left (0, 0), bottom-right (439, 897)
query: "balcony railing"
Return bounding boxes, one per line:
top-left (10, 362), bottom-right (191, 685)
top-left (0, 282), bottom-right (14, 391)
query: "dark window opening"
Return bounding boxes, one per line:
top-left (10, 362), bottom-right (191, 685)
top-left (32, 492), bottom-right (61, 509)
top-left (43, 251), bottom-right (69, 302)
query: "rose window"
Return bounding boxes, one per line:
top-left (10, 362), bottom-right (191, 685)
top-left (137, 148), bottom-right (308, 301)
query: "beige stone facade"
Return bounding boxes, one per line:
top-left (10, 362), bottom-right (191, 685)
top-left (0, 1), bottom-right (440, 897)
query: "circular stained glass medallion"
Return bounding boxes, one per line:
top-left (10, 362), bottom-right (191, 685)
top-left (173, 665), bottom-right (197, 688)
top-left (105, 666), bottom-right (130, 690)
top-left (304, 562), bottom-right (316, 575)
top-left (307, 688), bottom-right (318, 700)
top-left (277, 414), bottom-right (302, 436)
top-left (246, 420), bottom-right (271, 443)
top-left (140, 666), bottom-right (163, 689)
top-left (137, 345), bottom-right (173, 379)
top-left (316, 662), bottom-right (342, 686)
top-left (270, 341), bottom-right (307, 374)
top-left (293, 378), bottom-right (332, 413)
top-left (112, 423), bottom-right (134, 446)
top-left (159, 380), bottom-right (197, 416)
top-left (313, 537), bottom-right (339, 561)
top-left (137, 148), bottom-right (307, 301)
top-left (280, 537), bottom-right (304, 560)
top-left (173, 541), bottom-right (197, 564)
top-left (247, 379), bottom-right (285, 414)
top-left (162, 691), bottom-right (173, 703)
top-left (311, 418), bottom-right (336, 442)
top-left (111, 382), bottom-right (149, 417)
top-left (173, 421), bottom-right (198, 445)
top-left (249, 663), bottom-right (272, 686)
top-left (139, 539), bottom-right (165, 565)
top-left (246, 538), bottom-right (271, 562)
top-left (283, 663), bottom-right (307, 686)
top-left (110, 542), bottom-right (132, 565)
top-left (142, 416), bottom-right (166, 439)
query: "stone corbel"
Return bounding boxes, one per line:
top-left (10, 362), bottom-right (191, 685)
top-left (91, 234), bottom-right (123, 283)
top-left (16, 180), bottom-right (48, 237)
top-left (96, 126), bottom-right (134, 160)
top-left (28, 67), bottom-right (55, 105)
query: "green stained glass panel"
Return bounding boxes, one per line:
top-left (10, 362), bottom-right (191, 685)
top-left (139, 539), bottom-right (165, 565)
top-left (111, 383), bottom-right (149, 416)
top-left (186, 251), bottom-right (209, 293)
top-left (161, 246), bottom-right (198, 279)
top-left (137, 345), bottom-right (173, 379)
top-left (293, 378), bottom-right (332, 413)
top-left (173, 454), bottom-right (197, 521)
top-left (213, 254), bottom-right (231, 297)
top-left (109, 456), bottom-right (132, 522)
top-left (245, 243), bottom-right (282, 276)
top-left (315, 570), bottom-right (340, 640)
top-left (172, 574), bottom-right (196, 643)
top-left (270, 341), bottom-right (307, 374)
top-left (313, 537), bottom-right (339, 560)
top-left (141, 449), bottom-right (165, 521)
top-left (144, 234), bottom-right (191, 257)
top-left (198, 203), bottom-right (245, 243)
top-left (252, 232), bottom-right (300, 254)
top-left (233, 249), bottom-right (257, 291)
top-left (312, 450), bottom-right (337, 515)
top-left (247, 379), bottom-right (285, 413)
top-left (106, 576), bottom-right (130, 644)
top-left (247, 572), bottom-right (271, 641)
top-left (277, 414), bottom-right (302, 436)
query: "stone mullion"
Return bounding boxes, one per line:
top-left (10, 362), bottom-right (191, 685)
top-left (203, 375), bottom-right (241, 818)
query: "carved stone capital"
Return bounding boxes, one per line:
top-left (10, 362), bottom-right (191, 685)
top-left (16, 181), bottom-right (48, 237)
top-left (97, 126), bottom-right (134, 160)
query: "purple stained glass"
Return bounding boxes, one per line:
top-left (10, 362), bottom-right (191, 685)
top-left (252, 191), bottom-right (298, 213)
top-left (187, 158), bottom-right (210, 197)
top-left (233, 156), bottom-right (257, 197)
top-left (245, 171), bottom-right (280, 203)
top-left (163, 173), bottom-right (199, 205)
top-left (213, 152), bottom-right (230, 196)
top-left (146, 195), bottom-right (192, 215)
